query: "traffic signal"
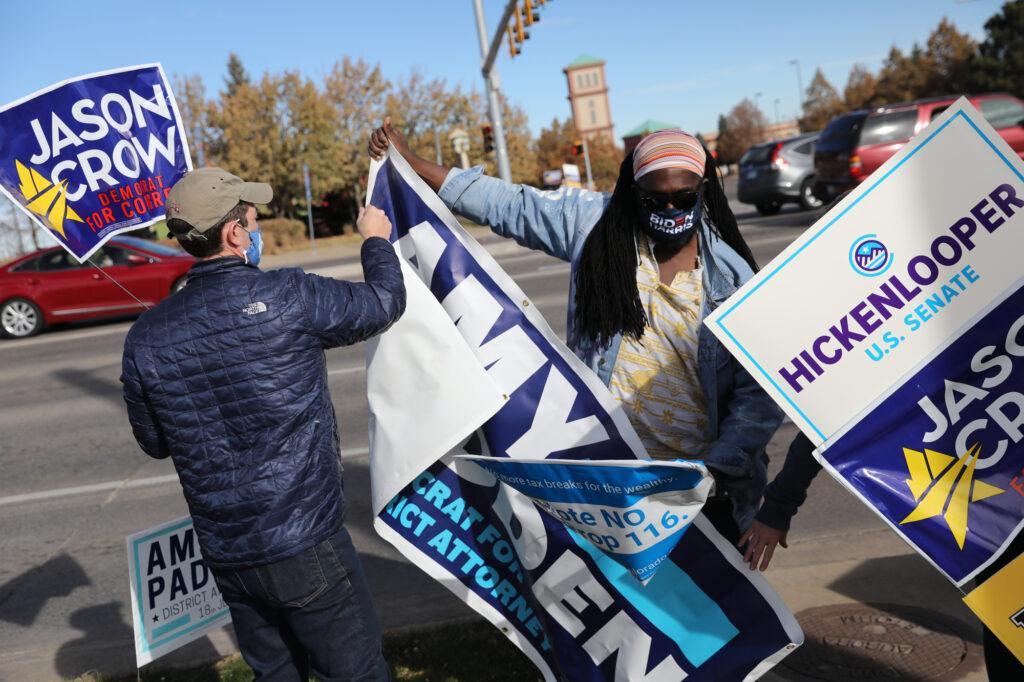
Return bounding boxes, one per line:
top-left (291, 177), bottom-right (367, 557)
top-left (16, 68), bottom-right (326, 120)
top-left (482, 125), bottom-right (495, 153)
top-left (506, 26), bottom-right (520, 58)
top-left (513, 4), bottom-right (528, 43)
top-left (507, 0), bottom-right (549, 59)
top-left (571, 140), bottom-right (583, 156)
top-left (523, 0), bottom-right (539, 26)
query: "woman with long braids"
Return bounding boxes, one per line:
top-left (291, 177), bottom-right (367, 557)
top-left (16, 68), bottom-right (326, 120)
top-left (368, 121), bottom-right (783, 543)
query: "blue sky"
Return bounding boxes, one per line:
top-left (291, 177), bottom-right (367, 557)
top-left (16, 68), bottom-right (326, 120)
top-left (0, 0), bottom-right (1005, 141)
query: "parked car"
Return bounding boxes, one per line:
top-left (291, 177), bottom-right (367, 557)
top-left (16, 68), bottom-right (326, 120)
top-left (737, 132), bottom-right (821, 215)
top-left (814, 93), bottom-right (1024, 202)
top-left (0, 236), bottom-right (194, 338)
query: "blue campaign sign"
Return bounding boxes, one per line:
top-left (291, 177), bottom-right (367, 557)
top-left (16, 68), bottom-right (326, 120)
top-left (367, 150), bottom-right (803, 681)
top-left (0, 64), bottom-right (191, 262)
top-left (459, 456), bottom-right (712, 584)
top-left (820, 282), bottom-right (1024, 585)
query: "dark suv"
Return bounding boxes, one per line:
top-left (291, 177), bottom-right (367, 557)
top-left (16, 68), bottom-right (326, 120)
top-left (737, 133), bottom-right (821, 215)
top-left (814, 93), bottom-right (1024, 201)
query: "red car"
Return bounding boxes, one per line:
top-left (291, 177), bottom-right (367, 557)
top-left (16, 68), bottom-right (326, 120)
top-left (0, 236), bottom-right (194, 338)
top-left (815, 93), bottom-right (1024, 201)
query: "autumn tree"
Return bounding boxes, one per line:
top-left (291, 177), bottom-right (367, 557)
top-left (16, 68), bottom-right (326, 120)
top-left (970, 0), bottom-right (1024, 98)
top-left (920, 18), bottom-right (976, 97)
top-left (535, 117), bottom-right (577, 174)
top-left (209, 72), bottom-right (339, 218)
top-left (495, 95), bottom-right (542, 185)
top-left (716, 99), bottom-right (769, 163)
top-left (224, 53), bottom-right (250, 97)
top-left (172, 74), bottom-right (211, 167)
top-left (323, 57), bottom-right (390, 206)
top-left (385, 71), bottom-right (479, 169)
top-left (843, 64), bottom-right (878, 110)
top-left (799, 69), bottom-right (844, 131)
top-left (535, 117), bottom-right (621, 190)
top-left (874, 46), bottom-right (931, 104)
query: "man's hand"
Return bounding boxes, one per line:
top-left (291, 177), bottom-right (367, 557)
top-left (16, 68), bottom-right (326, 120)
top-left (368, 117), bottom-right (411, 161)
top-left (357, 205), bottom-right (392, 241)
top-left (738, 520), bottom-right (788, 571)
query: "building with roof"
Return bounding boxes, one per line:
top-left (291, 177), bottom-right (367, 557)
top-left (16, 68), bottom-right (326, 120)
top-left (621, 119), bottom-right (681, 153)
top-left (563, 55), bottom-right (614, 144)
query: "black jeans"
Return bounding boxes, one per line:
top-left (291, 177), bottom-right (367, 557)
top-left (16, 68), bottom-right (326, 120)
top-left (210, 527), bottom-right (389, 681)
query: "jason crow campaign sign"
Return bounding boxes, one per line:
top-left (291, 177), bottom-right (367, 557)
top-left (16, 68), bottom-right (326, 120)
top-left (0, 64), bottom-right (192, 262)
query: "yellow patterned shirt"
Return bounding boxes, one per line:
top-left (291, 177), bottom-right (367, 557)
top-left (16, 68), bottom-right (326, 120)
top-left (608, 237), bottom-right (710, 461)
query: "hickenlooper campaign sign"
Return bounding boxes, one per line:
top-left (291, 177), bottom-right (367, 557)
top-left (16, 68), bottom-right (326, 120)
top-left (0, 64), bottom-right (191, 262)
top-left (706, 98), bottom-right (1024, 589)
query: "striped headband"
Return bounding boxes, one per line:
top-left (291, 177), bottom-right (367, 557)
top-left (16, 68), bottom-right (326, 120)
top-left (632, 129), bottom-right (706, 181)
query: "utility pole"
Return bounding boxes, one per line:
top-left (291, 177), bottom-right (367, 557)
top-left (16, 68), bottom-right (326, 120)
top-left (193, 125), bottom-right (205, 167)
top-left (471, 0), bottom-right (515, 183)
top-left (302, 163), bottom-right (316, 255)
top-left (789, 59), bottom-right (804, 112)
top-left (433, 126), bottom-right (443, 165)
top-left (581, 137), bottom-right (594, 191)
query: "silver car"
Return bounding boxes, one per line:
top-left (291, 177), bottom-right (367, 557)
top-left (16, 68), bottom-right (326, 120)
top-left (737, 133), bottom-right (822, 215)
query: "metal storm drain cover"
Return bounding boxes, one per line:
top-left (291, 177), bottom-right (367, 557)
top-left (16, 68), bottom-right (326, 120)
top-left (780, 603), bottom-right (978, 681)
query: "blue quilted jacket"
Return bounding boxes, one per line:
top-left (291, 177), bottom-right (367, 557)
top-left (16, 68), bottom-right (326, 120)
top-left (121, 238), bottom-right (405, 568)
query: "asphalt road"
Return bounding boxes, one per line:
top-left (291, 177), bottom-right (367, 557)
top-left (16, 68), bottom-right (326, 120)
top-left (0, 184), bottom-right (979, 680)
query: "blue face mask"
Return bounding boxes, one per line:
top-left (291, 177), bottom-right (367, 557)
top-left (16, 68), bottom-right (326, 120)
top-left (244, 227), bottom-right (263, 267)
top-left (637, 183), bottom-right (704, 247)
top-left (639, 194), bottom-right (703, 247)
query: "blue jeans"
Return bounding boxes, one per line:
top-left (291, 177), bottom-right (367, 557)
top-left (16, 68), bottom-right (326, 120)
top-left (210, 527), bottom-right (389, 681)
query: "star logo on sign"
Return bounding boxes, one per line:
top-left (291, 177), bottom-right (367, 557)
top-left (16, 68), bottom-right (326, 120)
top-left (899, 443), bottom-right (1005, 549)
top-left (152, 614), bottom-right (159, 623)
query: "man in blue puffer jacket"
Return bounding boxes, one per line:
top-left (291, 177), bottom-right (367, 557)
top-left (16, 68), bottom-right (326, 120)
top-left (121, 167), bottom-right (404, 681)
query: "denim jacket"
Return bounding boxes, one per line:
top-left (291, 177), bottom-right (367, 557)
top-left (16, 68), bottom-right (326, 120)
top-left (439, 167), bottom-right (783, 529)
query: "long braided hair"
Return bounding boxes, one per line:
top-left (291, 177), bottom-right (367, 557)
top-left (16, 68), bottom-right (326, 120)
top-left (572, 147), bottom-right (756, 348)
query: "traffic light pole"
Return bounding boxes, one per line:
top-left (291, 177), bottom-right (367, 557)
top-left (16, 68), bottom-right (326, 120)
top-left (581, 136), bottom-right (595, 191)
top-left (472, 0), bottom-right (514, 183)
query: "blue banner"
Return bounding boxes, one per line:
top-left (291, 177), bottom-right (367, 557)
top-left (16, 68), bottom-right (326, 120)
top-left (0, 64), bottom-right (191, 261)
top-left (369, 151), bottom-right (802, 681)
top-left (820, 283), bottom-right (1024, 585)
top-left (460, 457), bottom-right (712, 584)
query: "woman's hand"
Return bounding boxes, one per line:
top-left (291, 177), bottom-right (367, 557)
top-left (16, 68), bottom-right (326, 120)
top-left (367, 116), bottom-right (448, 192)
top-left (368, 117), bottom-right (411, 161)
top-left (738, 520), bottom-right (788, 571)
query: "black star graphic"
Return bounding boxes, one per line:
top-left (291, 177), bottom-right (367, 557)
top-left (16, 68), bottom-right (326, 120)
top-left (152, 614), bottom-right (159, 623)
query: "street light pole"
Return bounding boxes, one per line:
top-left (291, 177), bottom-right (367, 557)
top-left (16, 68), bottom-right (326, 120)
top-left (471, 0), bottom-right (514, 183)
top-left (774, 98), bottom-right (781, 125)
top-left (789, 59), bottom-right (804, 111)
top-left (754, 92), bottom-right (764, 141)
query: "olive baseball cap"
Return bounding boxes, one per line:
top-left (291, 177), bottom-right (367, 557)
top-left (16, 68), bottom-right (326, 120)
top-left (166, 167), bottom-right (273, 232)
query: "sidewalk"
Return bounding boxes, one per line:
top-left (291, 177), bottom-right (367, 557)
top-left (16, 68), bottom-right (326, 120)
top-left (758, 426), bottom-right (986, 682)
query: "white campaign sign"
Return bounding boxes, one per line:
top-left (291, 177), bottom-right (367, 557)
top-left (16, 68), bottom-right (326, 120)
top-left (705, 99), bottom-right (1024, 445)
top-left (126, 516), bottom-right (230, 666)
top-left (365, 257), bottom-right (505, 515)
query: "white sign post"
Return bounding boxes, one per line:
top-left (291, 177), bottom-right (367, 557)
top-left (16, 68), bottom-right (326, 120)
top-left (127, 516), bottom-right (231, 667)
